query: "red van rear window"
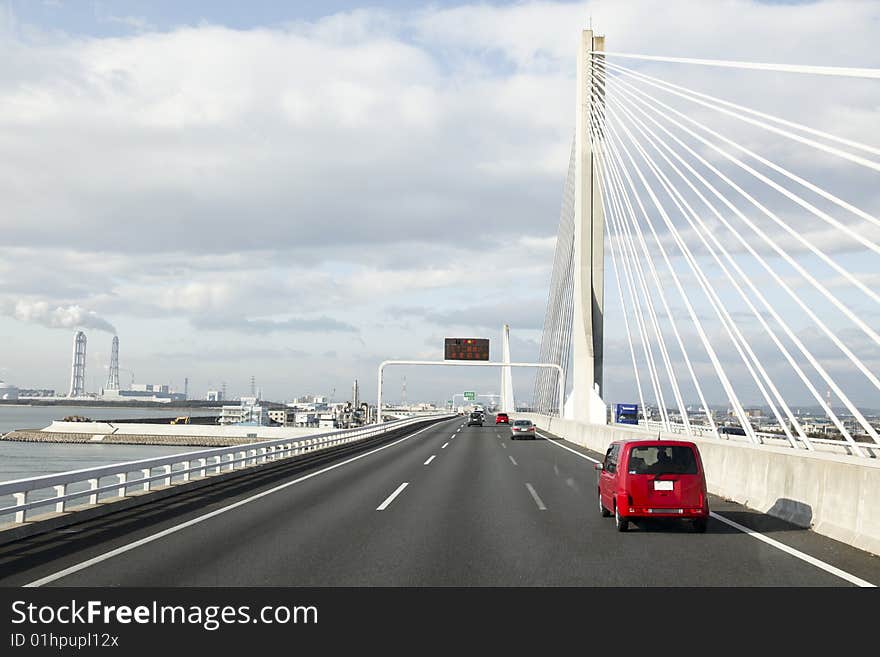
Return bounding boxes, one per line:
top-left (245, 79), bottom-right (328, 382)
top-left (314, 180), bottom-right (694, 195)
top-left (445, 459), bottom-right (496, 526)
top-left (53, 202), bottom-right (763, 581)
top-left (627, 446), bottom-right (698, 475)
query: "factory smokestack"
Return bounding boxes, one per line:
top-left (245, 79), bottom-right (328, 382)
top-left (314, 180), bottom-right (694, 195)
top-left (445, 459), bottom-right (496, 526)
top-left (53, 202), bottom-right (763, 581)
top-left (106, 335), bottom-right (119, 391)
top-left (69, 331), bottom-right (87, 397)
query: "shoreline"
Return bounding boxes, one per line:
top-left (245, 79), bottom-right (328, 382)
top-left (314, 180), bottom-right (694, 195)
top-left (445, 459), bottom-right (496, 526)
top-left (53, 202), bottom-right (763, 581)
top-left (1, 430), bottom-right (259, 447)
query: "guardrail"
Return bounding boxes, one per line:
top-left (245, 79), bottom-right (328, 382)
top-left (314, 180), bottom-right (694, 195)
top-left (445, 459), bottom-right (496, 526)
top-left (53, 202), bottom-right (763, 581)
top-left (0, 414), bottom-right (453, 527)
top-left (638, 420), bottom-right (880, 458)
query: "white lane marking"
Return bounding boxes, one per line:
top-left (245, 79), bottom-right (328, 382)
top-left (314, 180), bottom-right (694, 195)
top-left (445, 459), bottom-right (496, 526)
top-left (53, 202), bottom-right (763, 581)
top-left (456, 429), bottom-right (461, 433)
top-left (525, 483), bottom-right (546, 511)
top-left (24, 419), bottom-right (455, 587)
top-left (424, 455), bottom-right (436, 466)
top-left (376, 482), bottom-right (409, 511)
top-left (450, 434), bottom-right (456, 439)
top-left (501, 443), bottom-right (507, 449)
top-left (442, 442), bottom-right (449, 449)
top-left (709, 512), bottom-right (876, 587)
top-left (537, 432), bottom-right (601, 463)
top-left (508, 455), bottom-right (518, 466)
top-left (538, 431), bottom-right (875, 587)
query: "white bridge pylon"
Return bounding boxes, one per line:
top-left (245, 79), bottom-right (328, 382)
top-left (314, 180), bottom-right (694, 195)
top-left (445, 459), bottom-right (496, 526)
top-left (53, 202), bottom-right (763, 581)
top-left (532, 31), bottom-right (880, 457)
top-left (500, 324), bottom-right (514, 413)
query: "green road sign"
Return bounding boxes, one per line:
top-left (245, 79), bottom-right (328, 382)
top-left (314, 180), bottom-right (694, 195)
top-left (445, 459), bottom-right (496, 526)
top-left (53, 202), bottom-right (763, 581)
top-left (464, 391), bottom-right (476, 400)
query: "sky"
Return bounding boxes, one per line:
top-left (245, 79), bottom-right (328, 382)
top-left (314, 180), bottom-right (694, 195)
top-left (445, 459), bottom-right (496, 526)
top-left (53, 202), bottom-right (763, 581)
top-left (0, 0), bottom-right (878, 411)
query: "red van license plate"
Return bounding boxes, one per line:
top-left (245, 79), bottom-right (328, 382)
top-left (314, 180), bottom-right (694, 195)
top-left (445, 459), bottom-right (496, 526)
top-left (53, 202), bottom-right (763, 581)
top-left (653, 480), bottom-right (674, 491)
top-left (648, 508), bottom-right (683, 514)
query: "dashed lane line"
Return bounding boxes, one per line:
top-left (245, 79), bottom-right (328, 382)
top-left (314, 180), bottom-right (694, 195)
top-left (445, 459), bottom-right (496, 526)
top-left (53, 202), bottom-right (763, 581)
top-left (23, 419), bottom-right (454, 587)
top-left (377, 482), bottom-right (409, 511)
top-left (525, 483), bottom-right (546, 511)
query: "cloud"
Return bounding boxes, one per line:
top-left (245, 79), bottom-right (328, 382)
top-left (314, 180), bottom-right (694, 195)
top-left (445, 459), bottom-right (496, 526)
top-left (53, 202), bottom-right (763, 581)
top-left (7, 300), bottom-right (116, 333)
top-left (388, 300), bottom-right (547, 331)
top-left (0, 1), bottom-right (878, 407)
top-left (191, 315), bottom-right (358, 334)
top-left (156, 346), bottom-right (309, 361)
top-left (101, 16), bottom-right (154, 32)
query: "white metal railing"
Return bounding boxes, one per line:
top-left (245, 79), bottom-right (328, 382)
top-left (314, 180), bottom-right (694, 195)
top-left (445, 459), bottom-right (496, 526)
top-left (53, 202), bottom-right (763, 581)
top-left (637, 420), bottom-right (880, 458)
top-left (0, 414), bottom-right (453, 526)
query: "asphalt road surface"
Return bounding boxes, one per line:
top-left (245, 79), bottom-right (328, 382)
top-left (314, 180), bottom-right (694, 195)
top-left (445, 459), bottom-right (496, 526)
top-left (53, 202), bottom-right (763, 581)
top-left (1, 415), bottom-right (878, 586)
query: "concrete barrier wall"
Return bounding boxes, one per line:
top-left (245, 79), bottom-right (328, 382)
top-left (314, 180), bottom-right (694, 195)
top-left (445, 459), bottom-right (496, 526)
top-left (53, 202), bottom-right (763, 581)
top-left (522, 413), bottom-right (880, 556)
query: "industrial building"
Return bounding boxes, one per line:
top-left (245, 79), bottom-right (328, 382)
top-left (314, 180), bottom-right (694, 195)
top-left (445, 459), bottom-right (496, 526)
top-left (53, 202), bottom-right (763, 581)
top-left (220, 397), bottom-right (270, 426)
top-left (68, 331), bottom-right (87, 397)
top-left (0, 381), bottom-right (20, 400)
top-left (267, 408), bottom-right (296, 426)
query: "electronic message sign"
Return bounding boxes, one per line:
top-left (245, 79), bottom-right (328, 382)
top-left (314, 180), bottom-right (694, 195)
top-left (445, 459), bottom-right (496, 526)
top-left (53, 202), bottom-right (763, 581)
top-left (444, 338), bottom-right (489, 361)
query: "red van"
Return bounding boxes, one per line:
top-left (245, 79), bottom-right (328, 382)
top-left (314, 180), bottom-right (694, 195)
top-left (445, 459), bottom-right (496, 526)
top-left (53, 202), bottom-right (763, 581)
top-left (595, 439), bottom-right (709, 533)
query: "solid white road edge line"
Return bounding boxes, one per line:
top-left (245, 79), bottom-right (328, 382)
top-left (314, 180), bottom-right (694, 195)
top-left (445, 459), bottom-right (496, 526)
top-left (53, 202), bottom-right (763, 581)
top-left (376, 482), bottom-right (409, 511)
top-left (536, 431), bottom-right (876, 587)
top-left (24, 419), bottom-right (454, 588)
top-left (536, 431), bottom-right (600, 463)
top-left (424, 455), bottom-right (436, 466)
top-left (708, 512), bottom-right (876, 588)
top-left (525, 483), bottom-right (546, 511)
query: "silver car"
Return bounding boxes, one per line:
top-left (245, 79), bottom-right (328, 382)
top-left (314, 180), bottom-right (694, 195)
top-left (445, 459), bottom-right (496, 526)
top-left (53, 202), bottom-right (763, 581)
top-left (510, 419), bottom-right (536, 440)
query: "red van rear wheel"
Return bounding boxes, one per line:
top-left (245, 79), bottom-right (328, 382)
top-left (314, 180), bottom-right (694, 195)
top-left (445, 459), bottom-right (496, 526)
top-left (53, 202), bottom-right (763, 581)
top-left (614, 504), bottom-right (629, 532)
top-left (599, 491), bottom-right (611, 517)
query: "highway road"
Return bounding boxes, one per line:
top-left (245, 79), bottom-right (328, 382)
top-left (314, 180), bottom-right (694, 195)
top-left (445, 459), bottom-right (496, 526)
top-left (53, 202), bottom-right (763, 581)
top-left (1, 415), bottom-right (878, 586)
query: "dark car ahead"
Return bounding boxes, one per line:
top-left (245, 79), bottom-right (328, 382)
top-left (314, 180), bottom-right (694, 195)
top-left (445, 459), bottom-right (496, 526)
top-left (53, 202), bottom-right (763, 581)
top-left (467, 412), bottom-right (483, 427)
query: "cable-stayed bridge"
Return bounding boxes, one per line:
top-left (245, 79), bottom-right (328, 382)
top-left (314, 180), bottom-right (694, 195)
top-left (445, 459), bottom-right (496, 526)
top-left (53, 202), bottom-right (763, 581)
top-left (534, 32), bottom-right (880, 461)
top-left (0, 30), bottom-right (878, 587)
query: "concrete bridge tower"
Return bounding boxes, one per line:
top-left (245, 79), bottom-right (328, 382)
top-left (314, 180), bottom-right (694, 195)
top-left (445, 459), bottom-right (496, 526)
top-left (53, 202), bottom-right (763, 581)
top-left (569, 28), bottom-right (607, 423)
top-left (500, 324), bottom-right (514, 413)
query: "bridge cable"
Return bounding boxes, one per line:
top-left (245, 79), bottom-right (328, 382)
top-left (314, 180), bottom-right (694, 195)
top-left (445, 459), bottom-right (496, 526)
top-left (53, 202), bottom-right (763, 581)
top-left (589, 84), bottom-right (759, 443)
top-left (595, 90), bottom-right (810, 449)
top-left (598, 89), bottom-right (855, 449)
top-left (595, 99), bottom-right (779, 443)
top-left (590, 51), bottom-right (880, 80)
top-left (599, 61), bottom-right (880, 262)
top-left (601, 87), bottom-right (874, 449)
top-left (594, 61), bottom-right (880, 316)
top-left (593, 126), bottom-right (671, 429)
top-left (592, 99), bottom-right (717, 436)
top-left (591, 108), bottom-right (697, 435)
top-left (592, 107), bottom-right (720, 437)
top-left (594, 67), bottom-right (878, 448)
top-left (594, 64), bottom-right (880, 398)
top-left (600, 60), bottom-right (880, 172)
top-left (594, 148), bottom-right (648, 422)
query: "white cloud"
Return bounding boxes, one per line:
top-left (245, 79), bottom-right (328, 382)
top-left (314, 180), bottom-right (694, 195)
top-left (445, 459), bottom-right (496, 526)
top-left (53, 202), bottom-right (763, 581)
top-left (7, 300), bottom-right (116, 333)
top-left (0, 1), bottom-right (877, 405)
